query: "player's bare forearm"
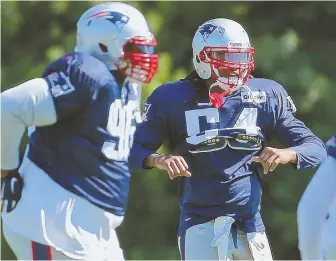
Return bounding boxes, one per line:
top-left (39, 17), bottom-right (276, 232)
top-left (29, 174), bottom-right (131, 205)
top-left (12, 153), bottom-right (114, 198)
top-left (143, 154), bottom-right (159, 169)
top-left (252, 147), bottom-right (298, 174)
top-left (144, 153), bottom-right (192, 179)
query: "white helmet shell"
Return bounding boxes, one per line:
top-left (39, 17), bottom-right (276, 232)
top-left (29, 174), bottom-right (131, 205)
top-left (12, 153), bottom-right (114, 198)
top-left (192, 18), bottom-right (253, 82)
top-left (75, 2), bottom-right (158, 83)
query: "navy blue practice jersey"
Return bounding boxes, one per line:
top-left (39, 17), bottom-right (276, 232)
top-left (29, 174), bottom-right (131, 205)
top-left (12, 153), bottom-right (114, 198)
top-left (129, 73), bottom-right (326, 235)
top-left (27, 52), bottom-right (142, 216)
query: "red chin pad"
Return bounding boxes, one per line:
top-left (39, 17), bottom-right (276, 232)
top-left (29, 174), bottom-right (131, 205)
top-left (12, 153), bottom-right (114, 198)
top-left (209, 93), bottom-right (223, 108)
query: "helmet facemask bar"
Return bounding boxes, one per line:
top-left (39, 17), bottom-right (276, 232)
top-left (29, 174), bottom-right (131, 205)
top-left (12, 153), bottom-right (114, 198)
top-left (200, 46), bottom-right (255, 88)
top-left (199, 46), bottom-right (255, 108)
top-left (116, 35), bottom-right (159, 84)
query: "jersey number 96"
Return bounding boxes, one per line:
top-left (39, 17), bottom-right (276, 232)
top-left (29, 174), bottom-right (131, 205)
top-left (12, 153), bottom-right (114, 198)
top-left (102, 99), bottom-right (139, 161)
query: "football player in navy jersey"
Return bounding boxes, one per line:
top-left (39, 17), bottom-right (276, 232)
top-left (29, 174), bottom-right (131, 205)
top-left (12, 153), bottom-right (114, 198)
top-left (1, 2), bottom-right (158, 260)
top-left (298, 133), bottom-right (336, 260)
top-left (129, 18), bottom-right (326, 260)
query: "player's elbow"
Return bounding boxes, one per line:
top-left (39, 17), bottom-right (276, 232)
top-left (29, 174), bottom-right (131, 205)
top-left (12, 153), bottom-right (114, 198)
top-left (312, 138), bottom-right (328, 166)
top-left (317, 149), bottom-right (328, 166)
top-left (295, 137), bottom-right (327, 168)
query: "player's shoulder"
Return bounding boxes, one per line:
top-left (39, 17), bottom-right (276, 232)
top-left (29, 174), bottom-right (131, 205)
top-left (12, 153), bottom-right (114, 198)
top-left (42, 52), bottom-right (118, 97)
top-left (247, 77), bottom-right (288, 98)
top-left (148, 79), bottom-right (195, 103)
top-left (43, 52), bottom-right (113, 83)
top-left (247, 77), bottom-right (297, 113)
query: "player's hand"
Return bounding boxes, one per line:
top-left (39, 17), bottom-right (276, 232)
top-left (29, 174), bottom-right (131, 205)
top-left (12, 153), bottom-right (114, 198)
top-left (252, 147), bottom-right (298, 174)
top-left (1, 169), bottom-right (24, 213)
top-left (153, 155), bottom-right (192, 180)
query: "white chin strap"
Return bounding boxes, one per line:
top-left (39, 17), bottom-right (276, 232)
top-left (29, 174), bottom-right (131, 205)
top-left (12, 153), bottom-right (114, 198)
top-left (208, 77), bottom-right (240, 97)
top-left (209, 80), bottom-right (230, 94)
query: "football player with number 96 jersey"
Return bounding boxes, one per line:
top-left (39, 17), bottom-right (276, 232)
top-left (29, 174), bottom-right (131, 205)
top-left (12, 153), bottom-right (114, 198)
top-left (1, 2), bottom-right (158, 260)
top-left (129, 18), bottom-right (326, 260)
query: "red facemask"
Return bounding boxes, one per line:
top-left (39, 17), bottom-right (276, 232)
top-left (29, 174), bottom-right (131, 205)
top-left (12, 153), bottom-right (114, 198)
top-left (199, 46), bottom-right (255, 108)
top-left (118, 36), bottom-right (159, 84)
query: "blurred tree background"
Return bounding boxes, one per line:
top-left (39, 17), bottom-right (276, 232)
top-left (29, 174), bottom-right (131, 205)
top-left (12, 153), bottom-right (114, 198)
top-left (1, 1), bottom-right (336, 260)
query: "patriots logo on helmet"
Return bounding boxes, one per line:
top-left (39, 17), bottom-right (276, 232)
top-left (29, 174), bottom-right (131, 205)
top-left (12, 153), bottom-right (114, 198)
top-left (88, 11), bottom-right (130, 31)
top-left (198, 24), bottom-right (218, 41)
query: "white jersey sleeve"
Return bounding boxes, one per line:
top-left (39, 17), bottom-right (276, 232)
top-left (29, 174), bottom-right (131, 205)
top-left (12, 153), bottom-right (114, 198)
top-left (1, 78), bottom-right (57, 170)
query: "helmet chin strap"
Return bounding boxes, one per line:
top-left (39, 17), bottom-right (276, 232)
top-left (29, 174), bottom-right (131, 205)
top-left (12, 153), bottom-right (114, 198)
top-left (208, 81), bottom-right (234, 108)
top-left (208, 65), bottom-right (253, 108)
top-left (208, 80), bottom-right (256, 108)
top-left (208, 67), bottom-right (238, 108)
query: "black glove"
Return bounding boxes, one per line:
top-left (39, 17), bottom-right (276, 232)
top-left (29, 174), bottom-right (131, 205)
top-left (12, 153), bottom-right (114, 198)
top-left (1, 169), bottom-right (24, 213)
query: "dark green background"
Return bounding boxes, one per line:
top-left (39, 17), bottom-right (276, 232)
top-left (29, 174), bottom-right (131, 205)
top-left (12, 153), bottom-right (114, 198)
top-left (1, 1), bottom-right (336, 260)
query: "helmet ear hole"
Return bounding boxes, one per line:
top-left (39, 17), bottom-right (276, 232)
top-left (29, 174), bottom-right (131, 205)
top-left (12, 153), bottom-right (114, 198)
top-left (195, 55), bottom-right (201, 63)
top-left (99, 43), bottom-right (108, 53)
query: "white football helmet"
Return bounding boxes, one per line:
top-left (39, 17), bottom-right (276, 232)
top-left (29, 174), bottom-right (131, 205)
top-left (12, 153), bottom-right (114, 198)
top-left (192, 18), bottom-right (255, 107)
top-left (75, 2), bottom-right (158, 84)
